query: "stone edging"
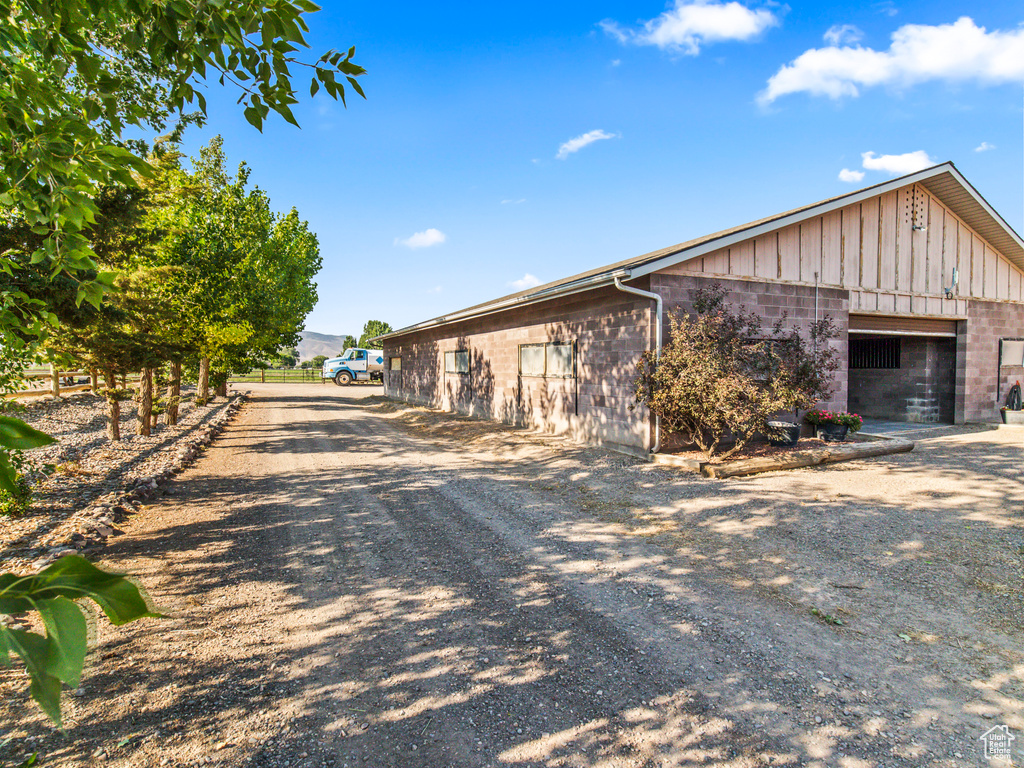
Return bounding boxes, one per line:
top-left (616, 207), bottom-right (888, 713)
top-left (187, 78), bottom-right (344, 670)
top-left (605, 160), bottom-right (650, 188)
top-left (25, 392), bottom-right (249, 570)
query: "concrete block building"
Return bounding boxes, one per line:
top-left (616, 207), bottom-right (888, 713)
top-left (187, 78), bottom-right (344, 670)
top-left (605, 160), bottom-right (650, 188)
top-left (378, 163), bottom-right (1024, 454)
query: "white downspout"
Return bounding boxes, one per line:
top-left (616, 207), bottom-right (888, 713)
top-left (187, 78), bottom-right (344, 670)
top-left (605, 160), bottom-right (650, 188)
top-left (614, 276), bottom-right (662, 454)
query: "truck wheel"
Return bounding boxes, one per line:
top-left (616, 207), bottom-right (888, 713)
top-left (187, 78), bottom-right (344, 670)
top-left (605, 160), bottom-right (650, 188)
top-left (335, 371), bottom-right (353, 386)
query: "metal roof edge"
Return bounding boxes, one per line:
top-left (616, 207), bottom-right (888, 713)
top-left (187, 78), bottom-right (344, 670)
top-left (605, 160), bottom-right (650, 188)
top-left (628, 162), bottom-right (966, 279)
top-left (936, 163), bottom-right (1024, 254)
top-left (375, 162), bottom-right (1024, 342)
top-left (375, 268), bottom-right (632, 343)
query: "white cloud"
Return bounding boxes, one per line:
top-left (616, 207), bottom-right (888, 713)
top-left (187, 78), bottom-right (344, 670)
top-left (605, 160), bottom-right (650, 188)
top-left (611, 58), bottom-right (622, 66)
top-left (874, 1), bottom-right (898, 18)
top-left (427, 285), bottom-right (442, 294)
top-left (509, 274), bottom-right (541, 290)
top-left (602, 0), bottom-right (778, 55)
top-left (760, 17), bottom-right (1024, 105)
top-left (975, 141), bottom-right (996, 152)
top-left (861, 150), bottom-right (935, 175)
top-left (501, 198), bottom-right (526, 205)
top-left (395, 228), bottom-right (446, 249)
top-left (838, 168), bottom-right (865, 183)
top-left (824, 24), bottom-right (863, 46)
top-left (556, 129), bottom-right (619, 159)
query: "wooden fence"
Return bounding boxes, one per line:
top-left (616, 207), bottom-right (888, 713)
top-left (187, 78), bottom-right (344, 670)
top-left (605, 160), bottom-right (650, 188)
top-left (5, 369), bottom-right (141, 400)
top-left (228, 368), bottom-right (326, 384)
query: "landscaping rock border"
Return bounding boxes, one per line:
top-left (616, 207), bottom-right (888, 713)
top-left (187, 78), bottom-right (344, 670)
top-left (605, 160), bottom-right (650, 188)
top-left (2, 392), bottom-right (248, 574)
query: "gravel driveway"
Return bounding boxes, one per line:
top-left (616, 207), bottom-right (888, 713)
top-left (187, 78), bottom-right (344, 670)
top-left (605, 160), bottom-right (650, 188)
top-left (3, 383), bottom-right (1021, 767)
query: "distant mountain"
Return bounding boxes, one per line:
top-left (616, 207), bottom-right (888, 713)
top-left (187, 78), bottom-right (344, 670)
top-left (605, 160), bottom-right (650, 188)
top-left (297, 331), bottom-right (350, 361)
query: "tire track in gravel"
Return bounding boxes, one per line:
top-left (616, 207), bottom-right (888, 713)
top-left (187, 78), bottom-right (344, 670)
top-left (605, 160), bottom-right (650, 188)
top-left (265, 388), bottom-right (936, 767)
top-left (4, 384), bottom-right (998, 768)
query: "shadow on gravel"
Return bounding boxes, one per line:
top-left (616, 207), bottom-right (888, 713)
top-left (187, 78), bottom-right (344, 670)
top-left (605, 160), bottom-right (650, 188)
top-left (8, 390), bottom-right (1021, 767)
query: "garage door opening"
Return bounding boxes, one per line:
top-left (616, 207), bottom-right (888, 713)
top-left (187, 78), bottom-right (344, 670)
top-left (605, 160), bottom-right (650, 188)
top-left (847, 316), bottom-right (957, 424)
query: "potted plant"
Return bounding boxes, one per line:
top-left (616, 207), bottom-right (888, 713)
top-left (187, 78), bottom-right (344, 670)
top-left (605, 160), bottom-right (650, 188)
top-left (804, 409), bottom-right (863, 442)
top-left (765, 420), bottom-right (801, 447)
top-left (1000, 407), bottom-right (1024, 425)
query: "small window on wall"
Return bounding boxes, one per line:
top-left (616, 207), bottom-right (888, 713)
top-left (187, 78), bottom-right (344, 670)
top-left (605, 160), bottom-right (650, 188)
top-left (849, 338), bottom-right (900, 369)
top-left (546, 342), bottom-right (574, 377)
top-left (519, 341), bottom-right (575, 378)
top-left (444, 349), bottom-right (470, 374)
top-left (389, 357), bottom-right (402, 371)
top-left (999, 339), bottom-right (1024, 367)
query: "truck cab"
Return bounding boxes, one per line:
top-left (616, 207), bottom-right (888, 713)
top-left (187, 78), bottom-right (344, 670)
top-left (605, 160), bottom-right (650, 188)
top-left (323, 348), bottom-right (385, 385)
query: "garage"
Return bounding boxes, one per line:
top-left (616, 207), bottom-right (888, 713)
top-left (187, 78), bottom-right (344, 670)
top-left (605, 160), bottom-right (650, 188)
top-left (847, 315), bottom-right (958, 423)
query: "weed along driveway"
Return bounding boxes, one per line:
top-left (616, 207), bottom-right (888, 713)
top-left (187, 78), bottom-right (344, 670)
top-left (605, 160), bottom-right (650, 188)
top-left (8, 383), bottom-right (1022, 767)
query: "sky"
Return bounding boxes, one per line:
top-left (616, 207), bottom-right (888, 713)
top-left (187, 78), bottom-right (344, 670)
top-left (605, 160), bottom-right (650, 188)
top-left (177, 1), bottom-right (1024, 339)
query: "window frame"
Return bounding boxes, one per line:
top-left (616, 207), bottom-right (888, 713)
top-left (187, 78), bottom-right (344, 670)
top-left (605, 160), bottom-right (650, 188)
top-left (389, 356), bottom-right (402, 372)
top-left (518, 341), bottom-right (576, 379)
top-left (444, 349), bottom-right (470, 375)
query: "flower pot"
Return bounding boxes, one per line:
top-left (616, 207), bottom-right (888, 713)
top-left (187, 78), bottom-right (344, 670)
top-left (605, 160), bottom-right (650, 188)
top-left (816, 423), bottom-right (849, 442)
top-left (1001, 409), bottom-right (1024, 425)
top-left (766, 421), bottom-right (800, 447)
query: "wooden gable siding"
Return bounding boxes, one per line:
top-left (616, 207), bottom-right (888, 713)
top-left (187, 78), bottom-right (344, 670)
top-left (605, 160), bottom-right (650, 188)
top-left (658, 183), bottom-right (1024, 312)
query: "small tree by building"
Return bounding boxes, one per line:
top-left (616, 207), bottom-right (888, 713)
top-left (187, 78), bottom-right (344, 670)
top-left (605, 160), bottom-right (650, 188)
top-left (633, 284), bottom-right (840, 459)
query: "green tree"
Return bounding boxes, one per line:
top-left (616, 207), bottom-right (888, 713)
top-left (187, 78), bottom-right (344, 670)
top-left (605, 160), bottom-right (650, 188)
top-left (0, 2), bottom-right (361, 732)
top-left (358, 320), bottom-right (392, 349)
top-left (146, 138), bottom-right (320, 395)
top-left (311, 354), bottom-right (329, 369)
top-left (0, 1), bottom-right (364, 309)
top-left (0, 0), bottom-right (364, 489)
top-left (340, 334), bottom-right (358, 354)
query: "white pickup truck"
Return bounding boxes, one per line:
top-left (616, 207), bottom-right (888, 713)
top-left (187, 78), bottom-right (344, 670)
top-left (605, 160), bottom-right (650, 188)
top-left (323, 348), bottom-right (385, 385)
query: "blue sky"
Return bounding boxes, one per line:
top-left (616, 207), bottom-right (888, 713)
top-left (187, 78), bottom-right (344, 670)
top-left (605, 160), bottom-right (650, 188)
top-left (179, 1), bottom-right (1024, 340)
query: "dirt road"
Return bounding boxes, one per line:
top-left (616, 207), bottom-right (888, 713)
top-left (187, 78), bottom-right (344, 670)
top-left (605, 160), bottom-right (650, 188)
top-left (5, 384), bottom-right (1022, 767)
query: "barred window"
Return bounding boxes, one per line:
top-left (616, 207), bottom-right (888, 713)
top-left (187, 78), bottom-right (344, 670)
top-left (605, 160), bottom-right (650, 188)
top-left (849, 338), bottom-right (900, 369)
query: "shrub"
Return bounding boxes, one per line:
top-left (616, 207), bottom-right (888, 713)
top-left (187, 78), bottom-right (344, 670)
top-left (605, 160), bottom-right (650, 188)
top-left (633, 283), bottom-right (841, 459)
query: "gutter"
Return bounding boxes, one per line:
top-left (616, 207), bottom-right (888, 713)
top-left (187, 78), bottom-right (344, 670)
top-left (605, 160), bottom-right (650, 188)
top-left (371, 268), bottom-right (631, 344)
top-left (613, 276), bottom-right (662, 454)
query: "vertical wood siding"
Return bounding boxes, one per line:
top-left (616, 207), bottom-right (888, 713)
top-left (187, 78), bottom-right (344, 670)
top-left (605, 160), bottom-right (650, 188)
top-left (655, 182), bottom-right (1024, 313)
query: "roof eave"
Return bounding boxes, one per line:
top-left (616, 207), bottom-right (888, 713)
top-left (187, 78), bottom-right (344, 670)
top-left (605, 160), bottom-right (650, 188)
top-left (376, 268), bottom-right (633, 343)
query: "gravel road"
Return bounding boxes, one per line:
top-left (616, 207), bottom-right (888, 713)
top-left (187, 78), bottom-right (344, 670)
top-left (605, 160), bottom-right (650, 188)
top-left (2, 383), bottom-right (1021, 768)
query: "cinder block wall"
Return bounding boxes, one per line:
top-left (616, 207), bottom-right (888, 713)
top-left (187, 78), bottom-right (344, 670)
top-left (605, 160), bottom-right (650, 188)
top-left (849, 337), bottom-right (956, 422)
top-left (383, 284), bottom-right (656, 453)
top-left (963, 299), bottom-right (1024, 421)
top-left (651, 273), bottom-right (850, 413)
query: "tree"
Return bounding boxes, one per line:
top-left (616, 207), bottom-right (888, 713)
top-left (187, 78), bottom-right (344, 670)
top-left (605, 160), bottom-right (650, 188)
top-left (146, 138), bottom-right (321, 394)
top-left (311, 355), bottom-right (328, 369)
top-left (0, 1), bottom-right (365, 488)
top-left (275, 349), bottom-right (298, 368)
top-left (0, 2), bottom-right (362, 731)
top-left (358, 320), bottom-right (392, 349)
top-left (0, 1), bottom-right (364, 307)
top-left (340, 334), bottom-right (358, 353)
top-left (633, 284), bottom-right (839, 459)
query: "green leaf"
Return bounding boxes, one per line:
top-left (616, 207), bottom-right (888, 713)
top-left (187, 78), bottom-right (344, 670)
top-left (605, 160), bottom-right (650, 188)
top-left (3, 628), bottom-right (64, 728)
top-left (37, 597), bottom-right (88, 686)
top-left (0, 417), bottom-right (55, 450)
top-left (0, 452), bottom-right (18, 497)
top-left (30, 557), bottom-right (162, 625)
